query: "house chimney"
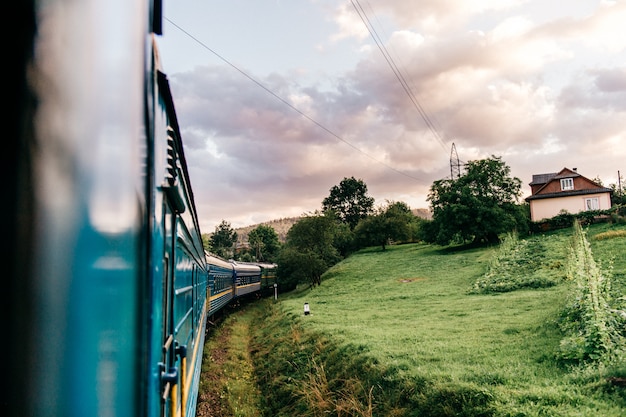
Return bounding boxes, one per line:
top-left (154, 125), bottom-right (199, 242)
top-left (573, 167), bottom-right (577, 171)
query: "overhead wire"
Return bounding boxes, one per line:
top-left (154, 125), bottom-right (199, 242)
top-left (164, 17), bottom-right (427, 183)
top-left (350, 0), bottom-right (448, 151)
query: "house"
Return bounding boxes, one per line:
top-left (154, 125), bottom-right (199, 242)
top-left (525, 167), bottom-right (612, 222)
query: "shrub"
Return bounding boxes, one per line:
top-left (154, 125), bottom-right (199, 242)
top-left (469, 232), bottom-right (561, 294)
top-left (530, 208), bottom-right (619, 232)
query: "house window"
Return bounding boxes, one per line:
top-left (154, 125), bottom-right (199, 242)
top-left (585, 198), bottom-right (599, 211)
top-left (560, 178), bottom-right (574, 191)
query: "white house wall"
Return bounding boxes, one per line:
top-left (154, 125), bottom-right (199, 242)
top-left (530, 192), bottom-right (611, 222)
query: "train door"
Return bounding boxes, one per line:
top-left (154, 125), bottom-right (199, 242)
top-left (160, 201), bottom-right (181, 417)
top-left (159, 123), bottom-right (189, 417)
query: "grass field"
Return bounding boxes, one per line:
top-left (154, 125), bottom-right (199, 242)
top-left (198, 221), bottom-right (626, 416)
top-left (265, 222), bottom-right (626, 416)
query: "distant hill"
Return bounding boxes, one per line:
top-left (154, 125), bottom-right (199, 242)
top-left (233, 209), bottom-right (432, 245)
top-left (412, 208), bottom-right (432, 220)
top-left (235, 217), bottom-right (300, 245)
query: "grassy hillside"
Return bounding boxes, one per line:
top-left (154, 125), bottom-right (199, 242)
top-left (197, 222), bottom-right (626, 416)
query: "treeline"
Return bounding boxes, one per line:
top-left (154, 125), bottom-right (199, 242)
top-left (203, 155), bottom-right (626, 292)
top-left (201, 176), bottom-right (424, 290)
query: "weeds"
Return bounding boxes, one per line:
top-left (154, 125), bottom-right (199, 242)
top-left (469, 232), bottom-right (562, 293)
top-left (557, 220), bottom-right (626, 365)
top-left (296, 359), bottom-right (375, 417)
top-left (593, 229), bottom-right (626, 241)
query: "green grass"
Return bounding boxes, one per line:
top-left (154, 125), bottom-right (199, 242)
top-left (196, 311), bottom-right (263, 417)
top-left (255, 222), bottom-right (626, 416)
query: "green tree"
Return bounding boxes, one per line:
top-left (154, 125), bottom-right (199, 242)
top-left (609, 172), bottom-right (625, 206)
top-left (209, 220), bottom-right (238, 259)
top-left (201, 233), bottom-right (211, 252)
top-left (277, 212), bottom-right (342, 288)
top-left (425, 155), bottom-right (524, 245)
top-left (277, 247), bottom-right (327, 292)
top-left (383, 201), bottom-right (418, 244)
top-left (322, 176), bottom-right (375, 229)
top-left (248, 224), bottom-right (280, 262)
top-left (330, 216), bottom-right (354, 257)
top-left (354, 201), bottom-right (416, 250)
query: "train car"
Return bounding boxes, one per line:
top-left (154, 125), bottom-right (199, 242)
top-left (205, 256), bottom-right (278, 319)
top-left (206, 253), bottom-right (236, 317)
top-left (233, 261), bottom-right (263, 297)
top-left (257, 262), bottom-right (279, 293)
top-left (150, 61), bottom-right (208, 417)
top-left (6, 1), bottom-right (209, 416)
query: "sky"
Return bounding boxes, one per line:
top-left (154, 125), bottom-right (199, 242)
top-left (159, 0), bottom-right (626, 233)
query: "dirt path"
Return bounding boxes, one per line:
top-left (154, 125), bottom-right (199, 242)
top-left (195, 324), bottom-right (233, 417)
top-left (195, 309), bottom-right (262, 417)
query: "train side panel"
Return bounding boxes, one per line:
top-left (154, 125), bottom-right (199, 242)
top-left (12, 2), bottom-right (150, 416)
top-left (7, 1), bottom-right (210, 416)
top-left (257, 262), bottom-right (278, 293)
top-left (206, 253), bottom-right (235, 317)
top-left (151, 70), bottom-right (208, 417)
top-left (204, 258), bottom-right (277, 318)
top-left (233, 262), bottom-right (262, 297)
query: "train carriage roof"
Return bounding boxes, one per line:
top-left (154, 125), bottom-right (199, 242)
top-left (255, 262), bottom-right (277, 270)
top-left (205, 251), bottom-right (234, 271)
top-left (231, 261), bottom-right (261, 273)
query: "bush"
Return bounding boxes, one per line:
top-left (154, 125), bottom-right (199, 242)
top-left (469, 232), bottom-right (561, 294)
top-left (530, 208), bottom-right (620, 233)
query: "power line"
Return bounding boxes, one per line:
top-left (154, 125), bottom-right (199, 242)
top-left (350, 0), bottom-right (448, 151)
top-left (164, 17), bottom-right (427, 183)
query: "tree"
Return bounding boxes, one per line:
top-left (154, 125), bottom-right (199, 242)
top-left (382, 201), bottom-right (418, 244)
top-left (425, 155), bottom-right (524, 245)
top-left (248, 224), bottom-right (280, 262)
top-left (609, 172), bottom-right (625, 206)
top-left (322, 176), bottom-right (375, 229)
top-left (277, 247), bottom-right (327, 292)
top-left (277, 212), bottom-right (342, 288)
top-left (201, 233), bottom-right (211, 252)
top-left (209, 220), bottom-right (238, 259)
top-left (330, 216), bottom-right (354, 257)
top-left (354, 201), bottom-right (416, 250)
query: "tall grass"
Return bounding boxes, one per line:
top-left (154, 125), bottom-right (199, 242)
top-left (469, 231), bottom-right (563, 293)
top-left (296, 359), bottom-right (375, 417)
top-left (557, 220), bottom-right (626, 364)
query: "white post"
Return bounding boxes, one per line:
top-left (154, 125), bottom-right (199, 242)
top-left (304, 302), bottom-right (310, 315)
top-left (274, 283), bottom-right (278, 300)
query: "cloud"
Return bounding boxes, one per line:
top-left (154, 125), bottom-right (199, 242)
top-left (165, 0), bottom-right (626, 231)
top-left (592, 67), bottom-right (626, 94)
top-left (170, 61), bottom-right (445, 230)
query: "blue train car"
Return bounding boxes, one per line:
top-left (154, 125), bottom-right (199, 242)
top-left (233, 261), bottom-right (263, 297)
top-left (206, 253), bottom-right (236, 317)
top-left (6, 1), bottom-right (209, 416)
top-left (149, 71), bottom-right (209, 417)
top-left (206, 256), bottom-right (269, 318)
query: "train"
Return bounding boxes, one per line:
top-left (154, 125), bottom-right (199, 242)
top-left (5, 1), bottom-right (275, 416)
top-left (206, 254), bottom-right (278, 319)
